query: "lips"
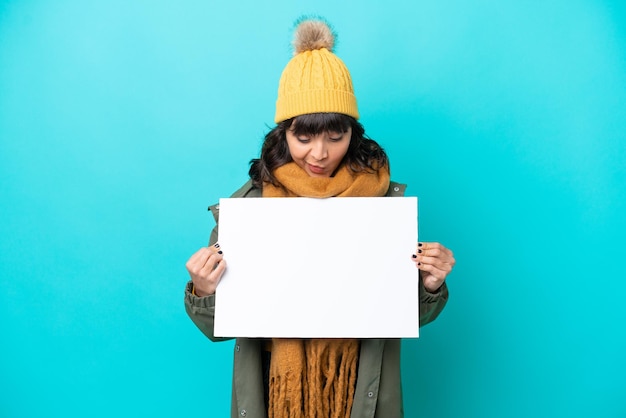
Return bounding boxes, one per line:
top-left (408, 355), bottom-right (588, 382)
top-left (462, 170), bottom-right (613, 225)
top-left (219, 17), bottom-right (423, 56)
top-left (307, 163), bottom-right (326, 175)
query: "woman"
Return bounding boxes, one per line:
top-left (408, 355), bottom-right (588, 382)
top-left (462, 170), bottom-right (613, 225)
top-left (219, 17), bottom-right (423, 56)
top-left (185, 17), bottom-right (455, 418)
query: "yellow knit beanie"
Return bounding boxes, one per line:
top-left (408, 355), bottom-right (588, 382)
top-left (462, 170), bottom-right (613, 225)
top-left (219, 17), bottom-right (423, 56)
top-left (274, 17), bottom-right (359, 123)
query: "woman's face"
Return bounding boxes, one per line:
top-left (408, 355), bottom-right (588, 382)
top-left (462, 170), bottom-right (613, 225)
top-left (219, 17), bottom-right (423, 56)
top-left (285, 125), bottom-right (351, 178)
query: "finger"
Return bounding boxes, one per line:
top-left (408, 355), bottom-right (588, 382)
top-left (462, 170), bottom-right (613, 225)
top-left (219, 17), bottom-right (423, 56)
top-left (198, 258), bottom-right (227, 295)
top-left (186, 247), bottom-right (212, 272)
top-left (187, 246), bottom-right (222, 273)
top-left (416, 243), bottom-right (454, 266)
top-left (199, 252), bottom-right (224, 276)
top-left (187, 247), bottom-right (209, 264)
top-left (418, 242), bottom-right (450, 254)
top-left (418, 242), bottom-right (452, 257)
top-left (199, 255), bottom-right (227, 282)
top-left (419, 242), bottom-right (444, 250)
top-left (420, 255), bottom-right (454, 272)
top-left (197, 244), bottom-right (222, 262)
top-left (411, 255), bottom-right (448, 276)
top-left (212, 258), bottom-right (227, 280)
top-left (418, 262), bottom-right (448, 281)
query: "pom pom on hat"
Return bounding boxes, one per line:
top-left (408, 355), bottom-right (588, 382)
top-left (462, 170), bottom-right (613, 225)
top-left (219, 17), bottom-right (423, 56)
top-left (275, 17), bottom-right (359, 123)
top-left (292, 18), bottom-right (336, 54)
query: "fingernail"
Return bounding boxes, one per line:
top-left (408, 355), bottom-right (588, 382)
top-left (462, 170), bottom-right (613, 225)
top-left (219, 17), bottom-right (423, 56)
top-left (412, 254), bottom-right (417, 259)
top-left (418, 262), bottom-right (421, 266)
top-left (213, 243), bottom-right (220, 248)
top-left (418, 249), bottom-right (422, 254)
top-left (418, 243), bottom-right (423, 247)
top-left (218, 250), bottom-right (223, 254)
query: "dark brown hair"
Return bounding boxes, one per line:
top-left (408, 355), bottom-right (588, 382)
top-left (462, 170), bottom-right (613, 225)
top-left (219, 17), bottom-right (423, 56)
top-left (249, 113), bottom-right (389, 188)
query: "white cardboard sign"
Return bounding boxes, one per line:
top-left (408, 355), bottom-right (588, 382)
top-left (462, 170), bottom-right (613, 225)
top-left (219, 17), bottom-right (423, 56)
top-left (214, 196), bottom-right (419, 338)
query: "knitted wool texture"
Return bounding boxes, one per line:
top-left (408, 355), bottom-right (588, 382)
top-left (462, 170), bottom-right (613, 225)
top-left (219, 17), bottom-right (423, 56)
top-left (274, 19), bottom-right (359, 123)
top-left (263, 162), bottom-right (390, 198)
top-left (263, 162), bottom-right (390, 418)
top-left (269, 339), bottom-right (359, 418)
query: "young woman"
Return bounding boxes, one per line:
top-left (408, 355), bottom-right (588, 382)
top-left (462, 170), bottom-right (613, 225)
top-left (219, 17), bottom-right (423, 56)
top-left (184, 17), bottom-right (455, 418)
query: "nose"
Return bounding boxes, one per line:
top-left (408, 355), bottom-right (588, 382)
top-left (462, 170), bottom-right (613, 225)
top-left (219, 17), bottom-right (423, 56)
top-left (310, 138), bottom-right (328, 161)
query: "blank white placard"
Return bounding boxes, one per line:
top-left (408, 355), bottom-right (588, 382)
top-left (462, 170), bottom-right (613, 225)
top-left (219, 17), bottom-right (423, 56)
top-left (214, 196), bottom-right (419, 338)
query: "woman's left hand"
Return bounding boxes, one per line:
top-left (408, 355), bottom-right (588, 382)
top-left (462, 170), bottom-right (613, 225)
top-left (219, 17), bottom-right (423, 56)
top-left (411, 242), bottom-right (455, 293)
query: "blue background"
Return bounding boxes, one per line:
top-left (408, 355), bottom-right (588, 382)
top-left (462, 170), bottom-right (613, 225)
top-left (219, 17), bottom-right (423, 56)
top-left (1, 1), bottom-right (625, 417)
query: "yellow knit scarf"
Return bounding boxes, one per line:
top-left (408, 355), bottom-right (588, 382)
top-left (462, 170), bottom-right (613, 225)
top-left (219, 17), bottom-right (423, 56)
top-left (263, 162), bottom-right (390, 198)
top-left (263, 162), bottom-right (390, 418)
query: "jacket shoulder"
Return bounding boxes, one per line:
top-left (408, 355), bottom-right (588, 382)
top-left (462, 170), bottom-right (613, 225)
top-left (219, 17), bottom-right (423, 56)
top-left (229, 179), bottom-right (262, 198)
top-left (386, 181), bottom-right (407, 197)
top-left (208, 180), bottom-right (261, 222)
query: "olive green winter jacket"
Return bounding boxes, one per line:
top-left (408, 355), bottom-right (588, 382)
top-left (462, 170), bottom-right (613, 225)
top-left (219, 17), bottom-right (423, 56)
top-left (184, 180), bottom-right (449, 418)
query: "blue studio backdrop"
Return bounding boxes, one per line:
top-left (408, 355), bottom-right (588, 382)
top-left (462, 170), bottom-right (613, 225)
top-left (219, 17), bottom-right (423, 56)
top-left (1, 1), bottom-right (625, 417)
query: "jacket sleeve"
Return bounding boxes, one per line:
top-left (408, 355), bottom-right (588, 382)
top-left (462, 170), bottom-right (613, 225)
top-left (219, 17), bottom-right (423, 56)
top-left (184, 280), bottom-right (233, 342)
top-left (419, 278), bottom-right (449, 327)
top-left (183, 180), bottom-right (259, 342)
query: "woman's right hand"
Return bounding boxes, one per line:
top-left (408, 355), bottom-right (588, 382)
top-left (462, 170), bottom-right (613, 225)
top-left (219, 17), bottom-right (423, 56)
top-left (185, 244), bottom-right (227, 297)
